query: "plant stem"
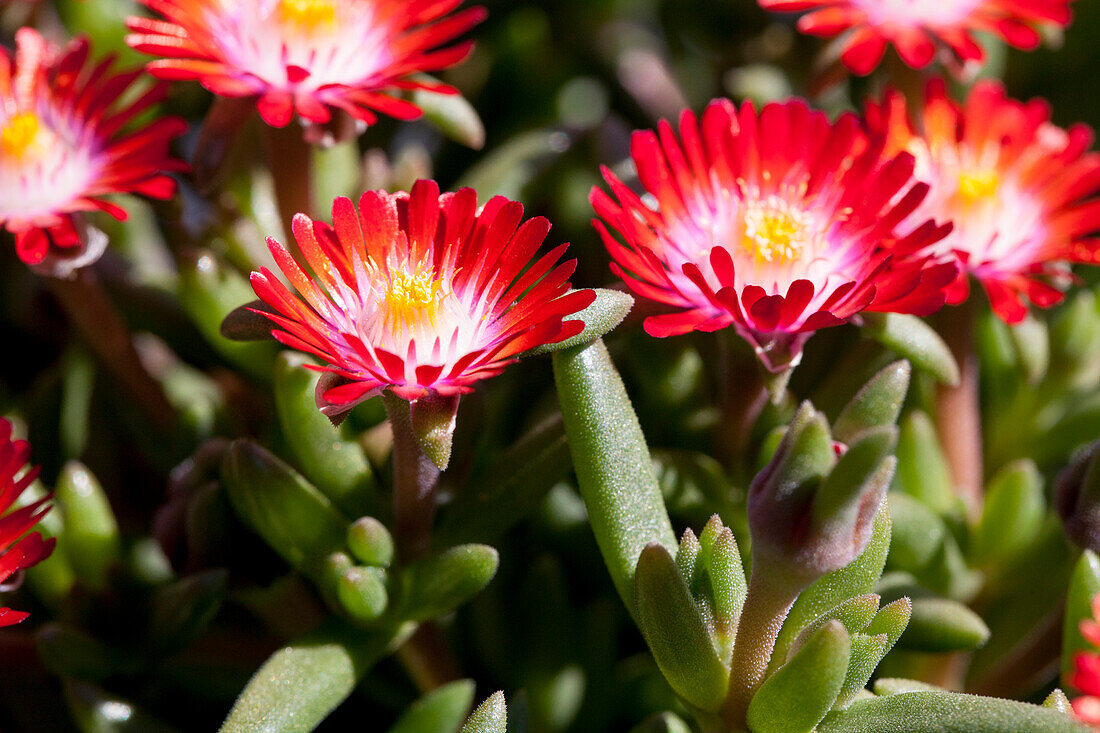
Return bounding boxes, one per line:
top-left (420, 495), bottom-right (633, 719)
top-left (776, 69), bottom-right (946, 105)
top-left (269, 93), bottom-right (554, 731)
top-left (47, 270), bottom-right (176, 434)
top-left (382, 392), bottom-right (441, 563)
top-left (722, 561), bottom-right (803, 730)
top-left (264, 123), bottom-right (313, 254)
top-left (935, 299), bottom-right (984, 519)
top-left (714, 333), bottom-right (768, 467)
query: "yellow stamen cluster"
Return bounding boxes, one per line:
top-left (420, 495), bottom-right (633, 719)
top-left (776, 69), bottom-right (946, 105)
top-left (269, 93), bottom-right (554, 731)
top-left (1, 112), bottom-right (41, 160)
top-left (381, 266), bottom-right (449, 335)
top-left (742, 208), bottom-right (805, 264)
top-left (277, 0), bottom-right (337, 32)
top-left (956, 169), bottom-right (1000, 204)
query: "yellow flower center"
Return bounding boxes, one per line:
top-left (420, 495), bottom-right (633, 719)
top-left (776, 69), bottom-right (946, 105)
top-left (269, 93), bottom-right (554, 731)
top-left (1, 112), bottom-right (41, 160)
top-left (956, 169), bottom-right (1000, 204)
top-left (382, 267), bottom-right (447, 334)
top-left (742, 209), bottom-right (805, 264)
top-left (277, 0), bottom-right (337, 32)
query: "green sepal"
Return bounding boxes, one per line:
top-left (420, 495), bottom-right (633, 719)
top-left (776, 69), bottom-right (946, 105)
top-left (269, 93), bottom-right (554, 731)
top-left (220, 300), bottom-right (277, 342)
top-left (219, 621), bottom-right (411, 733)
top-left (387, 679), bottom-right (476, 733)
top-left (56, 461), bottom-right (121, 592)
top-left (551, 339), bottom-right (677, 619)
top-left (897, 597), bottom-right (990, 652)
top-left (772, 507), bottom-right (890, 665)
top-left (1044, 689), bottom-right (1073, 714)
top-left (148, 569), bottom-right (229, 655)
top-left (525, 289), bottom-right (633, 357)
top-left (459, 692), bottom-right (507, 733)
top-left (221, 440), bottom-right (349, 579)
top-left (410, 75), bottom-right (486, 150)
top-left (812, 427), bottom-right (897, 530)
top-left (832, 361), bottom-right (910, 444)
top-left (347, 517), bottom-right (395, 568)
top-left (747, 620), bottom-right (851, 733)
top-left (397, 544), bottom-right (499, 622)
top-left (860, 313), bottom-right (960, 386)
top-left (633, 543), bottom-right (730, 712)
top-left (971, 459), bottom-right (1045, 565)
top-left (410, 394), bottom-right (461, 471)
top-left (273, 352), bottom-right (377, 517)
top-left (435, 415), bottom-right (570, 547)
top-left (1063, 550), bottom-right (1100, 686)
top-left (895, 411), bottom-right (957, 516)
top-left (817, 691), bottom-right (1090, 732)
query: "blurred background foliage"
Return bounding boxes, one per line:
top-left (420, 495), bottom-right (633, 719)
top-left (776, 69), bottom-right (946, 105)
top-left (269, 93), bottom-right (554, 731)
top-left (3, 0), bottom-right (1100, 731)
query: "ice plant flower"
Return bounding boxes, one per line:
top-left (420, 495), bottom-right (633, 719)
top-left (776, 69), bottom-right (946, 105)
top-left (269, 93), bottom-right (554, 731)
top-left (127, 0), bottom-right (487, 129)
top-left (0, 28), bottom-right (186, 269)
top-left (591, 98), bottom-right (956, 372)
top-left (0, 418), bottom-right (55, 627)
top-left (1072, 594), bottom-right (1100, 726)
top-left (757, 0), bottom-right (1075, 76)
top-left (865, 80), bottom-right (1100, 323)
top-left (250, 179), bottom-right (595, 411)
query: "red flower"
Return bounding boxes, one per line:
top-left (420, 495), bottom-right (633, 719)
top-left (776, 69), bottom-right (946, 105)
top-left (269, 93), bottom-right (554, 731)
top-left (250, 180), bottom-right (595, 409)
top-left (1073, 594), bottom-right (1100, 726)
top-left (0, 418), bottom-right (55, 627)
top-left (127, 0), bottom-right (486, 129)
top-left (865, 80), bottom-right (1100, 324)
top-left (758, 0), bottom-right (1076, 75)
top-left (0, 28), bottom-right (186, 268)
top-left (591, 98), bottom-right (955, 372)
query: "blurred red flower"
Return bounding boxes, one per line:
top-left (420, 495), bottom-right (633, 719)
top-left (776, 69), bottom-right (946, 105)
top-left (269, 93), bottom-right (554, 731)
top-left (866, 80), bottom-right (1100, 323)
top-left (0, 28), bottom-right (186, 269)
top-left (250, 180), bottom-right (595, 412)
top-left (592, 98), bottom-right (956, 372)
top-left (0, 418), bottom-right (54, 627)
top-left (758, 0), bottom-right (1076, 75)
top-left (127, 0), bottom-right (486, 129)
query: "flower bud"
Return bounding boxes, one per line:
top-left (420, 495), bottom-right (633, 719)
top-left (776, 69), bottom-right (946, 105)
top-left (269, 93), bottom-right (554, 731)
top-left (1056, 441), bottom-right (1100, 552)
top-left (748, 402), bottom-right (896, 586)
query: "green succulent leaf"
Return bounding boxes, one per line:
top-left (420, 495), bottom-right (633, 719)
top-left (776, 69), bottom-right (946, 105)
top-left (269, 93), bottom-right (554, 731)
top-left (148, 569), bottom-right (229, 654)
top-left (895, 411), bottom-right (957, 516)
top-left (552, 339), bottom-right (677, 618)
top-left (459, 692), bottom-right (508, 733)
top-left (387, 679), bottom-right (476, 733)
top-left (56, 461), bottom-right (121, 592)
top-left (220, 622), bottom-right (408, 733)
top-left (410, 76), bottom-right (486, 150)
top-left (972, 460), bottom-right (1045, 565)
top-left (817, 691), bottom-right (1089, 732)
top-left (36, 624), bottom-right (141, 681)
top-left (872, 678), bottom-right (944, 696)
top-left (836, 632), bottom-right (889, 709)
top-left (788, 594), bottom-right (880, 660)
top-left (897, 597), bottom-right (990, 652)
top-left (1009, 313), bottom-right (1050, 385)
top-left (886, 492), bottom-right (948, 574)
top-left (832, 361), bottom-right (910, 444)
top-left (1044, 689), bottom-right (1073, 714)
top-left (63, 680), bottom-right (182, 733)
top-left (525, 289), bottom-right (633, 357)
top-left (860, 313), bottom-right (960, 387)
top-left (273, 352), bottom-right (377, 517)
top-left (747, 620), bottom-right (851, 733)
top-left (634, 543), bottom-right (730, 712)
top-left (1063, 550), bottom-right (1100, 686)
top-left (398, 544), bottom-right (499, 622)
top-left (347, 517), bottom-right (395, 568)
top-left (628, 712), bottom-right (694, 733)
top-left (221, 440), bottom-right (349, 579)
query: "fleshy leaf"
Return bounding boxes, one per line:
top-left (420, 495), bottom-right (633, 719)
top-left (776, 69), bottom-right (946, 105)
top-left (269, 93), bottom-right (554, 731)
top-left (747, 620), bottom-right (851, 733)
top-left (895, 411), bottom-right (957, 516)
top-left (972, 460), bottom-right (1045, 565)
top-left (525, 290), bottom-right (633, 357)
top-left (397, 544), bottom-right (499, 622)
top-left (459, 692), bottom-right (507, 733)
top-left (860, 313), bottom-right (959, 386)
top-left (411, 75), bottom-right (486, 150)
top-left (634, 542), bottom-right (730, 712)
top-left (832, 361), bottom-right (910, 444)
top-left (347, 517), bottom-right (395, 568)
top-left (897, 597), bottom-right (990, 652)
top-left (57, 461), bottom-right (121, 592)
top-left (1062, 550), bottom-right (1100, 687)
top-left (552, 339), bottom-right (677, 618)
top-left (387, 679), bottom-right (476, 733)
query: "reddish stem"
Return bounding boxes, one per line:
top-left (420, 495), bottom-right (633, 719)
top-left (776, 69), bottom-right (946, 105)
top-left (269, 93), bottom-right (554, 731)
top-left (935, 299), bottom-right (984, 519)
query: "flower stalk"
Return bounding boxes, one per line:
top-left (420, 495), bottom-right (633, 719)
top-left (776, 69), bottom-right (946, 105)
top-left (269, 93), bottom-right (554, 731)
top-left (936, 298), bottom-right (984, 519)
top-left (382, 392), bottom-right (441, 563)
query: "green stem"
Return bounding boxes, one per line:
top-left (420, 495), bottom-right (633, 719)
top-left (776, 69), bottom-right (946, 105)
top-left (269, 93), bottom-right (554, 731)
top-left (935, 299), bottom-right (984, 520)
top-left (722, 561), bottom-right (803, 731)
top-left (382, 392), bottom-right (441, 563)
